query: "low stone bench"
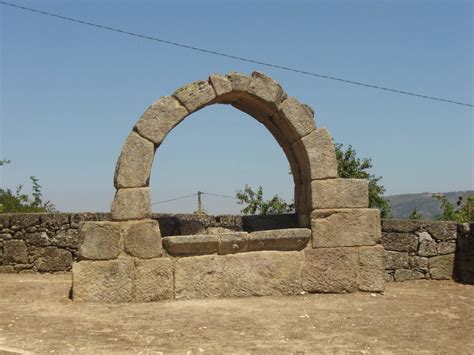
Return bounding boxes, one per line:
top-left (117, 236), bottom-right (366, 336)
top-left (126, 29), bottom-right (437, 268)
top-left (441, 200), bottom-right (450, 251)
top-left (162, 228), bottom-right (311, 256)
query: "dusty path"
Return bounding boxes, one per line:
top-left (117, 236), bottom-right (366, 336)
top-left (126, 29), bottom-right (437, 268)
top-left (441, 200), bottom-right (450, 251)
top-left (0, 274), bottom-right (473, 354)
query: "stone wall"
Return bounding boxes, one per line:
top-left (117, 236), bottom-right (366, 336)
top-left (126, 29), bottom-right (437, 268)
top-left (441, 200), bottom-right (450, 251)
top-left (0, 213), bottom-right (472, 285)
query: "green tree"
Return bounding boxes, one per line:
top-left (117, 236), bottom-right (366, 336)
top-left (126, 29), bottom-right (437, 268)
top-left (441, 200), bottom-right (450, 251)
top-left (433, 194), bottom-right (473, 223)
top-left (335, 143), bottom-right (391, 218)
top-left (236, 185), bottom-right (294, 215)
top-left (0, 160), bottom-right (55, 213)
top-left (408, 207), bottom-right (423, 220)
top-left (236, 143), bottom-right (391, 216)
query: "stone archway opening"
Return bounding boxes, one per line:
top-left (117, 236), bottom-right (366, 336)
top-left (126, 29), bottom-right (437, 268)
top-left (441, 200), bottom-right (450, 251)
top-left (72, 71), bottom-right (385, 303)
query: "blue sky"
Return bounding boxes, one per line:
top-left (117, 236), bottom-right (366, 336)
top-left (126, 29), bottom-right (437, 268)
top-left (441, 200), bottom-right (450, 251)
top-left (1, 0), bottom-right (472, 214)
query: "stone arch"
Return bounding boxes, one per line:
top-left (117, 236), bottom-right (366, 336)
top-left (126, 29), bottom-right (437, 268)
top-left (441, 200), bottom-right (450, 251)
top-left (72, 71), bottom-right (384, 303)
top-left (111, 71), bottom-right (339, 225)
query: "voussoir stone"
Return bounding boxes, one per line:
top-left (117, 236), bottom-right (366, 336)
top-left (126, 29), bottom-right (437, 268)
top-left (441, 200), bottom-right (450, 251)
top-left (133, 258), bottom-right (174, 302)
top-left (123, 220), bottom-right (163, 259)
top-left (302, 247), bottom-right (358, 293)
top-left (114, 132), bottom-right (155, 189)
top-left (111, 187), bottom-right (151, 221)
top-left (135, 96), bottom-right (188, 145)
top-left (311, 208), bottom-right (381, 248)
top-left (226, 72), bottom-right (250, 92)
top-left (72, 259), bottom-right (134, 302)
top-left (247, 71), bottom-right (287, 109)
top-left (209, 74), bottom-right (233, 98)
top-left (429, 254), bottom-right (454, 279)
top-left (174, 251), bottom-right (304, 299)
top-left (291, 128), bottom-right (338, 181)
top-left (276, 97), bottom-right (316, 144)
top-left (247, 228), bottom-right (311, 251)
top-left (358, 245), bottom-right (385, 292)
top-left (311, 179), bottom-right (369, 209)
top-left (78, 221), bottom-right (121, 260)
top-left (163, 235), bottom-right (218, 255)
top-left (173, 80), bottom-right (216, 113)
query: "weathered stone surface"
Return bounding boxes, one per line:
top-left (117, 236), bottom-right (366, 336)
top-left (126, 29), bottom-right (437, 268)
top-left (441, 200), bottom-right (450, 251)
top-left (247, 228), bottom-right (310, 251)
top-left (4, 240), bottom-right (28, 264)
top-left (72, 259), bottom-right (134, 302)
top-left (311, 209), bottom-right (380, 248)
top-left (0, 265), bottom-right (14, 273)
top-left (123, 220), bottom-right (162, 259)
top-left (384, 271), bottom-right (394, 282)
top-left (242, 213), bottom-right (298, 232)
top-left (22, 232), bottom-right (50, 247)
top-left (111, 187), bottom-right (151, 221)
top-left (179, 219), bottom-right (207, 235)
top-left (226, 72), bottom-right (250, 92)
top-left (163, 235), bottom-right (218, 255)
top-left (135, 96), bottom-right (188, 145)
top-left (10, 214), bottom-right (40, 230)
top-left (381, 219), bottom-right (423, 233)
top-left (173, 80), bottom-right (216, 113)
top-left (384, 250), bottom-right (409, 270)
top-left (429, 254), bottom-right (454, 279)
top-left (217, 232), bottom-right (248, 255)
top-left (209, 74), bottom-right (232, 97)
top-left (394, 269), bottom-right (426, 282)
top-left (134, 258), bottom-right (174, 302)
top-left (247, 71), bottom-right (287, 109)
top-left (418, 240), bottom-right (438, 257)
top-left (382, 233), bottom-right (418, 252)
top-left (292, 129), bottom-right (338, 181)
top-left (416, 231), bottom-right (433, 243)
top-left (34, 247), bottom-right (72, 272)
top-left (175, 251), bottom-right (303, 299)
top-left (78, 222), bottom-right (121, 260)
top-left (51, 229), bottom-right (82, 248)
top-left (311, 179), bottom-right (368, 209)
top-left (114, 132), bottom-right (155, 189)
top-left (437, 241), bottom-right (456, 255)
top-left (358, 245), bottom-right (385, 292)
top-left (302, 247), bottom-right (358, 293)
top-left (408, 256), bottom-right (429, 272)
top-left (425, 222), bottom-right (457, 241)
top-left (276, 97), bottom-right (316, 144)
top-left (207, 227), bottom-right (234, 235)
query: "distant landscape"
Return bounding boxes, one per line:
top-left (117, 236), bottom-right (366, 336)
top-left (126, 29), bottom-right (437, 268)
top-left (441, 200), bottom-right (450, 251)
top-left (386, 190), bottom-right (473, 219)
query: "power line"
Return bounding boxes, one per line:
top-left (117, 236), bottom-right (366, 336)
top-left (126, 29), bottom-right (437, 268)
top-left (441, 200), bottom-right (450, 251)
top-left (151, 193), bottom-right (196, 205)
top-left (202, 192), bottom-right (237, 200)
top-left (1, 1), bottom-right (472, 108)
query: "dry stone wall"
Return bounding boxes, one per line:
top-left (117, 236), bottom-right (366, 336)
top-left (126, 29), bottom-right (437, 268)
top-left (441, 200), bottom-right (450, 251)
top-left (1, 213), bottom-right (472, 286)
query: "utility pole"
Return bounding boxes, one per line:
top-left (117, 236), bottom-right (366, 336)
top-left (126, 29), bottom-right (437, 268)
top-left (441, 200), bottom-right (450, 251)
top-left (197, 191), bottom-right (203, 214)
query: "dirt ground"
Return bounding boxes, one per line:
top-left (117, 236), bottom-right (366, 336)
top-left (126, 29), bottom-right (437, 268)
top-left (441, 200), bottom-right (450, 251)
top-left (0, 274), bottom-right (473, 354)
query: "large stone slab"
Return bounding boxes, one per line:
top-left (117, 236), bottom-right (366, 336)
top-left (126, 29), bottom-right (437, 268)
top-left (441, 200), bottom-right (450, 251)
top-left (358, 245), bottom-right (385, 292)
top-left (78, 221), bottom-right (121, 260)
top-left (302, 247), bottom-right (358, 293)
top-left (310, 179), bottom-right (368, 209)
top-left (72, 259), bottom-right (134, 302)
top-left (311, 209), bottom-right (381, 248)
top-left (217, 232), bottom-right (249, 255)
top-left (429, 254), bottom-right (454, 279)
top-left (135, 96), bottom-right (188, 145)
top-left (123, 220), bottom-right (163, 259)
top-left (175, 251), bottom-right (304, 299)
top-left (292, 128), bottom-right (338, 180)
top-left (163, 235), bottom-right (218, 255)
top-left (111, 187), bottom-right (151, 221)
top-left (133, 258), bottom-right (174, 302)
top-left (276, 97), bottom-right (316, 144)
top-left (173, 80), bottom-right (216, 113)
top-left (247, 228), bottom-right (310, 251)
top-left (114, 132), bottom-right (155, 189)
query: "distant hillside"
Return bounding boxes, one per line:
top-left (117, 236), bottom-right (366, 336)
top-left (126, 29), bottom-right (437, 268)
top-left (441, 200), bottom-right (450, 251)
top-left (385, 190), bottom-right (473, 219)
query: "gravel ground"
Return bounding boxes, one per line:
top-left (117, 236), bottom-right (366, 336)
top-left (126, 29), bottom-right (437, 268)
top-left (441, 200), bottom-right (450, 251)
top-left (0, 274), bottom-right (473, 354)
